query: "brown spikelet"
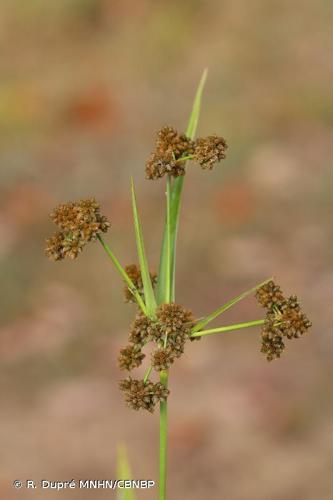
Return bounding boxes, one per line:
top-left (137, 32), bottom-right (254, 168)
top-left (257, 284), bottom-right (312, 360)
top-left (194, 135), bottom-right (227, 169)
top-left (129, 312), bottom-right (160, 347)
top-left (157, 126), bottom-right (194, 158)
top-left (119, 377), bottom-right (169, 413)
top-left (145, 126), bottom-right (194, 180)
top-left (118, 345), bottom-right (145, 371)
top-left (279, 296), bottom-right (312, 339)
top-left (156, 303), bottom-right (194, 359)
top-left (255, 280), bottom-right (286, 309)
top-left (261, 327), bottom-right (285, 361)
top-left (151, 348), bottom-right (174, 371)
top-left (45, 198), bottom-right (110, 261)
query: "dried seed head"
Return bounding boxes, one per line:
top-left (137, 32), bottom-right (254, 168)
top-left (194, 135), bottom-right (227, 170)
top-left (156, 303), bottom-right (194, 359)
top-left (45, 231), bottom-right (67, 261)
top-left (261, 327), bottom-right (285, 362)
top-left (118, 344), bottom-right (145, 371)
top-left (157, 126), bottom-right (194, 158)
top-left (123, 264), bottom-right (157, 303)
top-left (50, 198), bottom-right (110, 237)
top-left (45, 198), bottom-right (109, 261)
top-left (157, 303), bottom-right (194, 330)
top-left (45, 230), bottom-right (86, 260)
top-left (145, 151), bottom-right (179, 180)
top-left (151, 347), bottom-right (174, 372)
top-left (256, 280), bottom-right (286, 310)
top-left (129, 312), bottom-right (160, 347)
top-left (259, 291), bottom-right (311, 360)
top-left (145, 126), bottom-right (194, 180)
top-left (279, 296), bottom-right (312, 339)
top-left (119, 377), bottom-right (169, 413)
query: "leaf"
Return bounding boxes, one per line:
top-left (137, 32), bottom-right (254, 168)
top-left (192, 278), bottom-right (272, 333)
top-left (186, 67), bottom-right (208, 140)
top-left (156, 69), bottom-right (208, 304)
top-left (131, 178), bottom-right (157, 317)
top-left (164, 176), bottom-right (172, 303)
top-left (97, 235), bottom-right (147, 315)
top-left (117, 444), bottom-right (136, 500)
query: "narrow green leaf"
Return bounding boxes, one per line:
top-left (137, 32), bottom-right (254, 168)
top-left (131, 178), bottom-right (157, 317)
top-left (159, 370), bottom-right (168, 500)
top-left (157, 69), bottom-right (208, 304)
top-left (97, 235), bottom-right (147, 315)
top-left (191, 319), bottom-right (265, 338)
top-left (192, 278), bottom-right (272, 333)
top-left (186, 67), bottom-right (208, 140)
top-left (165, 176), bottom-right (172, 303)
top-left (117, 444), bottom-right (136, 500)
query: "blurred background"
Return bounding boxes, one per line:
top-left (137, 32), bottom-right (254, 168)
top-left (0, 1), bottom-right (332, 499)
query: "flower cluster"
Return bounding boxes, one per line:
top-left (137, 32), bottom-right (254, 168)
top-left (123, 264), bottom-right (157, 303)
top-left (45, 198), bottom-right (109, 260)
top-left (256, 281), bottom-right (312, 361)
top-left (118, 302), bottom-right (195, 412)
top-left (119, 378), bottom-right (169, 413)
top-left (153, 303), bottom-right (195, 359)
top-left (118, 345), bottom-right (145, 371)
top-left (193, 135), bottom-right (228, 169)
top-left (145, 126), bottom-right (227, 180)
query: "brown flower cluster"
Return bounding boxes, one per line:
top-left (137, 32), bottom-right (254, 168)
top-left (119, 302), bottom-right (195, 412)
top-left (256, 281), bottom-right (312, 361)
top-left (119, 378), bottom-right (169, 413)
top-left (123, 264), bottom-right (157, 303)
top-left (118, 345), bottom-right (145, 371)
top-left (193, 135), bottom-right (228, 169)
top-left (154, 303), bottom-right (195, 359)
top-left (45, 198), bottom-right (109, 260)
top-left (145, 126), bottom-right (227, 180)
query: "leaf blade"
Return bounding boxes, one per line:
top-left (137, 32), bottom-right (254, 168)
top-left (186, 67), bottom-right (208, 139)
top-left (116, 444), bottom-right (136, 500)
top-left (131, 178), bottom-right (157, 317)
top-left (156, 69), bottom-right (208, 304)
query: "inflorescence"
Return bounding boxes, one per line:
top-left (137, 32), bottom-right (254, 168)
top-left (119, 378), bottom-right (169, 413)
top-left (118, 302), bottom-right (195, 412)
top-left (45, 125), bottom-right (312, 414)
top-left (45, 198), bottom-right (109, 260)
top-left (145, 126), bottom-right (227, 180)
top-left (256, 280), bottom-right (312, 361)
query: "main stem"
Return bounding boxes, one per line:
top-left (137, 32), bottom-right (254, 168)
top-left (158, 69), bottom-right (208, 500)
top-left (159, 370), bottom-right (168, 500)
top-left (159, 175), bottom-right (172, 500)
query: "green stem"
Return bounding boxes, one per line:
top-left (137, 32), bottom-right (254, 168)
top-left (143, 365), bottom-right (153, 384)
top-left (191, 319), bottom-right (265, 338)
top-left (157, 69), bottom-right (208, 500)
top-left (165, 176), bottom-right (172, 304)
top-left (159, 370), bottom-right (168, 500)
top-left (97, 235), bottom-right (147, 315)
top-left (156, 68), bottom-right (208, 305)
top-left (176, 154), bottom-right (195, 162)
top-left (192, 277), bottom-right (272, 334)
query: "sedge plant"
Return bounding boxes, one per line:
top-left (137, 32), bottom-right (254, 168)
top-left (45, 71), bottom-right (312, 499)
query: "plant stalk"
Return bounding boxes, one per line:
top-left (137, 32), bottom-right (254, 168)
top-left (157, 69), bottom-right (208, 500)
top-left (191, 319), bottom-right (265, 337)
top-left (159, 370), bottom-right (168, 500)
